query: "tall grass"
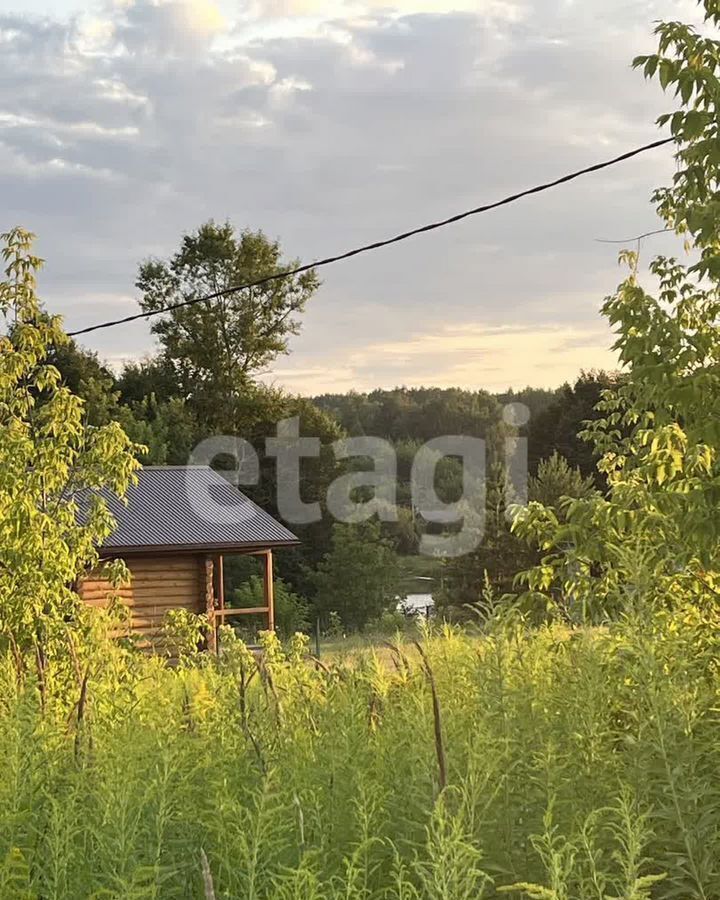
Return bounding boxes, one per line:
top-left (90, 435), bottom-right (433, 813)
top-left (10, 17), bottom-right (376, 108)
top-left (0, 603), bottom-right (719, 898)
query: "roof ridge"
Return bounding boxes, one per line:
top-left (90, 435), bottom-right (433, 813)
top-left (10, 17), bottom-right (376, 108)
top-left (139, 465), bottom-right (213, 471)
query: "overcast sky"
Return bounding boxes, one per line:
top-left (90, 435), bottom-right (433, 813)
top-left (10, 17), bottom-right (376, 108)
top-left (0, 0), bottom-right (699, 394)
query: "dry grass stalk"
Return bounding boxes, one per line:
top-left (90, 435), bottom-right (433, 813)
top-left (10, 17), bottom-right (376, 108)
top-left (414, 640), bottom-right (447, 793)
top-left (200, 848), bottom-right (216, 900)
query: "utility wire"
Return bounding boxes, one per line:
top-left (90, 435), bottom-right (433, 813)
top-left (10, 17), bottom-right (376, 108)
top-left (595, 228), bottom-right (673, 243)
top-left (68, 136), bottom-right (674, 338)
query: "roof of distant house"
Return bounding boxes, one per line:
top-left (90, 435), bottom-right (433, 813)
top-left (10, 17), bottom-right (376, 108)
top-left (77, 466), bottom-right (299, 556)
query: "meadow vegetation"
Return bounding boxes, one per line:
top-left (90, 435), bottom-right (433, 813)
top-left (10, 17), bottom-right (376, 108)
top-left (1, 610), bottom-right (720, 898)
top-left (3, 2), bottom-right (720, 898)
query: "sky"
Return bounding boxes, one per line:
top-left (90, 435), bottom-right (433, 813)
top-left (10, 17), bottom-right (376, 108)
top-left (0, 0), bottom-right (701, 395)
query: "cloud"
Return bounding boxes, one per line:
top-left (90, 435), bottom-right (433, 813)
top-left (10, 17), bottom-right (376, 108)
top-left (117, 0), bottom-right (226, 55)
top-left (264, 320), bottom-right (619, 393)
top-left (0, 0), bottom-right (693, 394)
top-left (258, 0), bottom-right (526, 19)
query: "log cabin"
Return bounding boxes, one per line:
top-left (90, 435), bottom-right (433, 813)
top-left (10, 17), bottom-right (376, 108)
top-left (76, 466), bottom-right (299, 650)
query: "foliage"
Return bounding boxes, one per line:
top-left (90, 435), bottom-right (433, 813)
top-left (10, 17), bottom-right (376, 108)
top-left (310, 521), bottom-right (401, 631)
top-left (50, 340), bottom-right (199, 466)
top-left (365, 607), bottom-right (410, 634)
top-left (4, 6), bottom-right (720, 898)
top-left (439, 454), bottom-right (594, 614)
top-left (46, 338), bottom-right (114, 398)
top-left (115, 355), bottom-right (181, 407)
top-left (527, 452), bottom-right (596, 508)
top-left (162, 609), bottom-right (209, 661)
top-left (314, 387), bottom-right (504, 447)
top-left (496, 385), bottom-right (560, 421)
top-left (0, 606), bottom-right (716, 896)
top-left (233, 575), bottom-right (311, 637)
top-left (0, 228), bottom-right (139, 666)
top-left (384, 506), bottom-right (421, 554)
top-left (137, 221), bottom-right (320, 431)
top-left (515, 2), bottom-right (720, 622)
top-left (526, 371), bottom-right (619, 483)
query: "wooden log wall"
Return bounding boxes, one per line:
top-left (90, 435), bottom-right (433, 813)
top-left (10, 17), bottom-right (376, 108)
top-left (77, 555), bottom-right (206, 643)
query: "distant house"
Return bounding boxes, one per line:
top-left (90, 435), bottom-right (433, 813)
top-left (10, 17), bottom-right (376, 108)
top-left (76, 466), bottom-right (299, 650)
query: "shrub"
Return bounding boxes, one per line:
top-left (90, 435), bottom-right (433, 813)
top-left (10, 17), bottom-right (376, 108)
top-left (233, 575), bottom-right (311, 637)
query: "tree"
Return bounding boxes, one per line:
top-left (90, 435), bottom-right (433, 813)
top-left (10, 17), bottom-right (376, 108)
top-left (136, 221), bottom-right (320, 431)
top-left (496, 385), bottom-right (559, 421)
top-left (116, 356), bottom-right (181, 407)
top-left (310, 521), bottom-right (401, 631)
top-left (49, 344), bottom-right (199, 466)
top-left (527, 370), bottom-right (620, 482)
top-left (515, 5), bottom-right (720, 621)
top-left (313, 387), bottom-right (503, 446)
top-left (47, 338), bottom-right (114, 397)
top-left (0, 227), bottom-right (138, 670)
top-left (528, 452), bottom-right (596, 508)
top-left (439, 454), bottom-right (595, 615)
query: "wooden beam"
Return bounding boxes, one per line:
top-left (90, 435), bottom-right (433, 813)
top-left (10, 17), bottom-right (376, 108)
top-left (215, 606), bottom-right (269, 617)
top-left (204, 556), bottom-right (217, 654)
top-left (263, 549), bottom-right (275, 632)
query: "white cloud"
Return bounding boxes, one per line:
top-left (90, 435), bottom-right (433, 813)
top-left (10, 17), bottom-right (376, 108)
top-left (116, 0), bottom-right (226, 55)
top-left (0, 0), bottom-right (696, 393)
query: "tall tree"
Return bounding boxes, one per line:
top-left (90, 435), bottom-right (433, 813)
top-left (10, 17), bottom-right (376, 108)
top-left (0, 227), bottom-right (138, 664)
top-left (310, 521), bottom-right (400, 631)
top-left (515, 4), bottom-right (720, 621)
top-left (136, 221), bottom-right (320, 430)
top-left (527, 370), bottom-right (619, 482)
top-left (439, 455), bottom-right (595, 615)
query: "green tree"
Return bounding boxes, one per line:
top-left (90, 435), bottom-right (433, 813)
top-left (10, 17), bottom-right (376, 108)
top-left (45, 339), bottom-right (200, 465)
top-left (496, 385), bottom-right (559, 421)
top-left (47, 338), bottom-right (114, 397)
top-left (310, 521), bottom-right (400, 631)
top-left (0, 227), bottom-right (138, 667)
top-left (515, 4), bottom-right (720, 621)
top-left (116, 356), bottom-right (181, 407)
top-left (313, 387), bottom-right (503, 447)
top-left (136, 221), bottom-right (320, 431)
top-left (528, 451), bottom-right (596, 508)
top-left (384, 505), bottom-right (421, 555)
top-left (527, 370), bottom-right (619, 482)
top-left (439, 454), bottom-right (595, 615)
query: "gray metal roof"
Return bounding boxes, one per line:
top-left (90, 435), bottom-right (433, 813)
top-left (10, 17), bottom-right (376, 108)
top-left (79, 466), bottom-right (299, 555)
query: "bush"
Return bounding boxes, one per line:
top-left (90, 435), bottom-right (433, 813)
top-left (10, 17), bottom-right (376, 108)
top-left (232, 575), bottom-right (310, 637)
top-left (365, 608), bottom-right (410, 635)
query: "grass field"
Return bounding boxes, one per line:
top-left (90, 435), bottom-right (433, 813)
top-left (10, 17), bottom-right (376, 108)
top-left (0, 604), bottom-right (718, 898)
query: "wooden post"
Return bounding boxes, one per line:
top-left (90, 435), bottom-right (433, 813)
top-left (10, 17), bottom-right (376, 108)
top-left (262, 549), bottom-right (275, 632)
top-left (204, 556), bottom-right (217, 654)
top-left (216, 554), bottom-right (225, 614)
top-left (215, 553), bottom-right (224, 653)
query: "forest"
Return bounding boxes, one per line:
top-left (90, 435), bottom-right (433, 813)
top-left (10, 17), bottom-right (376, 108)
top-left (1, 2), bottom-right (720, 896)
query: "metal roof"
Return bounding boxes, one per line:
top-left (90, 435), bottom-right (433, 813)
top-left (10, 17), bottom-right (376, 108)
top-left (78, 466), bottom-right (299, 555)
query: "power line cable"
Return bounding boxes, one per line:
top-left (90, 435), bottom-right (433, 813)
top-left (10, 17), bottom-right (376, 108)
top-left (595, 228), bottom-right (672, 243)
top-left (68, 136), bottom-right (673, 338)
